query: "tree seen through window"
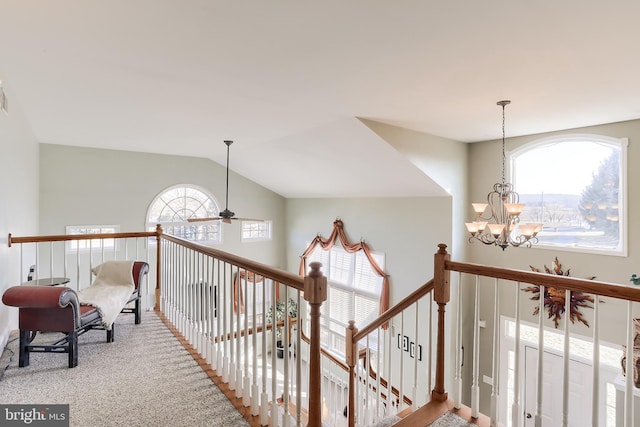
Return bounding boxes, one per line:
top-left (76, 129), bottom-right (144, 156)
top-left (512, 135), bottom-right (626, 254)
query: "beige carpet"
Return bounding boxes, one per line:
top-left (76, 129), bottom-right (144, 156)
top-left (427, 411), bottom-right (477, 427)
top-left (0, 311), bottom-right (249, 427)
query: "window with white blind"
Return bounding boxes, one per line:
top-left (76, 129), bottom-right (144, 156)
top-left (307, 245), bottom-right (385, 356)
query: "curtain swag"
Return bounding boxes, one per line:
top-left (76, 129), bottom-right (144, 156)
top-left (233, 271), bottom-right (279, 314)
top-left (298, 219), bottom-right (390, 328)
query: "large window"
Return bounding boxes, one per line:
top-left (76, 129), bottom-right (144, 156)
top-left (66, 225), bottom-right (119, 251)
top-left (306, 244), bottom-right (385, 356)
top-left (147, 185), bottom-right (222, 243)
top-left (511, 135), bottom-right (627, 255)
top-left (241, 220), bottom-right (272, 242)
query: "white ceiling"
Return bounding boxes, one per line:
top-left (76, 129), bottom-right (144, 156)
top-left (2, 1), bottom-right (640, 198)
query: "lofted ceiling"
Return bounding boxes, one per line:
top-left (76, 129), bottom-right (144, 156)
top-left (1, 1), bottom-right (640, 198)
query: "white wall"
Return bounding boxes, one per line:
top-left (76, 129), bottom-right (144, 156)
top-left (39, 144), bottom-right (286, 267)
top-left (0, 93), bottom-right (39, 350)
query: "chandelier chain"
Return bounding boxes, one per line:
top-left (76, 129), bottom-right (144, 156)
top-left (501, 102), bottom-right (506, 187)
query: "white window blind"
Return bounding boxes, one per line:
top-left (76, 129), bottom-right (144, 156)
top-left (307, 244), bottom-right (384, 356)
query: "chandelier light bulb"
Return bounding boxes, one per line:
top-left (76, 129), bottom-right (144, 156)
top-left (472, 203), bottom-right (488, 216)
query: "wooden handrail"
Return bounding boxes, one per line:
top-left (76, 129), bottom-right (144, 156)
top-left (161, 233), bottom-right (305, 292)
top-left (446, 259), bottom-right (640, 302)
top-left (360, 349), bottom-right (413, 407)
top-left (353, 279), bottom-right (434, 342)
top-left (213, 318), bottom-right (297, 343)
top-left (8, 231), bottom-right (157, 247)
top-left (9, 230), bottom-right (304, 292)
top-left (298, 327), bottom-right (349, 371)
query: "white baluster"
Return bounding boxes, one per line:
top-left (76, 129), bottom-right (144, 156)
top-left (376, 327), bottom-right (382, 419)
top-left (490, 279), bottom-right (500, 426)
top-left (399, 311), bottom-right (404, 413)
top-left (235, 266), bottom-right (243, 398)
top-left (386, 325), bottom-right (393, 412)
top-left (412, 301), bottom-right (419, 411)
top-left (223, 262), bottom-right (230, 384)
top-left (511, 283), bottom-right (521, 427)
top-left (428, 290), bottom-right (433, 400)
top-left (283, 289), bottom-right (290, 423)
top-left (270, 287), bottom-right (278, 426)
top-left (625, 301), bottom-right (634, 427)
top-left (471, 275), bottom-right (480, 418)
top-left (295, 291), bottom-right (302, 427)
top-left (259, 279), bottom-right (272, 426)
top-left (454, 273), bottom-right (462, 409)
top-left (562, 289), bottom-right (570, 427)
top-left (591, 295), bottom-right (600, 426)
top-left (535, 286), bottom-right (544, 427)
top-left (251, 272), bottom-right (260, 416)
top-left (243, 271), bottom-right (251, 406)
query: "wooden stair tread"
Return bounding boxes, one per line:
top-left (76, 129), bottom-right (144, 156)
top-left (393, 399), bottom-right (490, 427)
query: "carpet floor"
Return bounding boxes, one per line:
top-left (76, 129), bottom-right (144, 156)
top-left (0, 311), bottom-right (249, 427)
top-left (427, 411), bottom-right (477, 427)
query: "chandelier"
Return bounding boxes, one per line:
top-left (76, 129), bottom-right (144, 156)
top-left (465, 100), bottom-right (542, 250)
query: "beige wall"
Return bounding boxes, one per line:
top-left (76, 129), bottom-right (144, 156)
top-left (39, 144), bottom-right (287, 267)
top-left (0, 95), bottom-right (39, 349)
top-left (285, 197), bottom-right (452, 304)
top-left (360, 119), bottom-right (469, 261)
top-left (466, 118), bottom-right (640, 413)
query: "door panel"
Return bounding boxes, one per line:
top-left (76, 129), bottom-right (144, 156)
top-left (524, 345), bottom-right (592, 426)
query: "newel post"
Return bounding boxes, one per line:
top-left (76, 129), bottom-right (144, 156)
top-left (432, 243), bottom-right (451, 402)
top-left (155, 224), bottom-right (163, 311)
top-left (304, 261), bottom-right (327, 427)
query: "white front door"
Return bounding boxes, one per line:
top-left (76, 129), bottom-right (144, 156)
top-left (523, 345), bottom-right (592, 426)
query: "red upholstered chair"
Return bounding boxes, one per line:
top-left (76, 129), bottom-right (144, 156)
top-left (2, 261), bottom-right (149, 368)
top-left (118, 261), bottom-right (149, 325)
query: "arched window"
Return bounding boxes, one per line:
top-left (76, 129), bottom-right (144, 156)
top-left (147, 184), bottom-right (222, 243)
top-left (511, 134), bottom-right (627, 255)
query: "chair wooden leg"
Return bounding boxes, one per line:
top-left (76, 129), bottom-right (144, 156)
top-left (135, 299), bottom-right (141, 324)
top-left (107, 324), bottom-right (114, 343)
top-left (18, 330), bottom-right (30, 367)
top-left (68, 331), bottom-right (78, 368)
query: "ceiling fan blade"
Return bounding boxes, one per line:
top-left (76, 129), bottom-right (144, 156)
top-left (233, 217), bottom-right (266, 222)
top-left (187, 217), bottom-right (222, 223)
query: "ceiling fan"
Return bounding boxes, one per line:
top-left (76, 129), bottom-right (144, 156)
top-left (187, 140), bottom-right (263, 224)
